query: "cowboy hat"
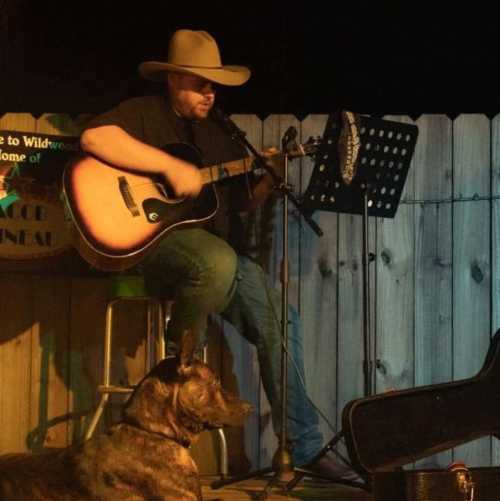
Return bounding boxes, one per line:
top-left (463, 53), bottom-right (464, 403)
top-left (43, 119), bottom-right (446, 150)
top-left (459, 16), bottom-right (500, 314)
top-left (138, 29), bottom-right (251, 86)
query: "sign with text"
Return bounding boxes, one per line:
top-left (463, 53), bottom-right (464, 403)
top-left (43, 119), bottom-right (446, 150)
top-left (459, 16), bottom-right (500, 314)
top-left (0, 129), bottom-right (79, 259)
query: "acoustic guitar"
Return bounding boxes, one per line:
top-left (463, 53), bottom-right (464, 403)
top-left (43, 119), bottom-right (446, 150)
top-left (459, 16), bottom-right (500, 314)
top-left (62, 141), bottom-right (319, 271)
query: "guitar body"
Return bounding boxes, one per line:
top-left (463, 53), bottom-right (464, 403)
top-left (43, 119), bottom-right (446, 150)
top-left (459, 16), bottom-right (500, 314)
top-left (63, 143), bottom-right (218, 271)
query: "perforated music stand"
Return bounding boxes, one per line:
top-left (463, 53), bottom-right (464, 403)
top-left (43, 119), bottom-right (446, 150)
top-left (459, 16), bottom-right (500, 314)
top-left (302, 110), bottom-right (418, 396)
top-left (302, 111), bottom-right (418, 219)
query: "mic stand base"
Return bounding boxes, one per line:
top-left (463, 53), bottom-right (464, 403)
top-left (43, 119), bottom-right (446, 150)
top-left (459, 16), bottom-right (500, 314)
top-left (211, 445), bottom-right (297, 500)
top-left (281, 431), bottom-right (371, 494)
top-left (211, 437), bottom-right (370, 499)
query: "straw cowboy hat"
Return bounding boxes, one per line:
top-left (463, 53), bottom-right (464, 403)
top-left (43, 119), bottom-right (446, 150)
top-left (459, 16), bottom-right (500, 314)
top-left (138, 29), bottom-right (251, 86)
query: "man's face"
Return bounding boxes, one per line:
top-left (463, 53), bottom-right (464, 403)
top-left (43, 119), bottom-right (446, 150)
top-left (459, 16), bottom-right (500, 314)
top-left (168, 73), bottom-right (216, 120)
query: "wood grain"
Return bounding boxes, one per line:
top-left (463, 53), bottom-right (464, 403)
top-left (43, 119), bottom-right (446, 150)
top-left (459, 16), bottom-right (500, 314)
top-left (375, 116), bottom-right (416, 394)
top-left (452, 114), bottom-right (491, 466)
top-left (413, 115), bottom-right (453, 468)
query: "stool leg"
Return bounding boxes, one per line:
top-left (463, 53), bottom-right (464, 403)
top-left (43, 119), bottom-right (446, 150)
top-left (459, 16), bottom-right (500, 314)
top-left (216, 428), bottom-right (229, 479)
top-left (85, 300), bottom-right (115, 440)
top-left (201, 345), bottom-right (229, 478)
top-left (157, 301), bottom-right (167, 361)
top-left (145, 300), bottom-right (166, 369)
top-left (84, 393), bottom-right (110, 440)
top-left (146, 302), bottom-right (154, 371)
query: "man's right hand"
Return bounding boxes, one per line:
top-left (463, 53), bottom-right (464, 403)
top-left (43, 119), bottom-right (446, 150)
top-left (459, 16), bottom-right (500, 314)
top-left (81, 125), bottom-right (203, 198)
top-left (162, 160), bottom-right (203, 198)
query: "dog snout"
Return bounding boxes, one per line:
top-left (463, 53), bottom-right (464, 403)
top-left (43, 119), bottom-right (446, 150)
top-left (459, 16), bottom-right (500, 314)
top-left (216, 394), bottom-right (253, 427)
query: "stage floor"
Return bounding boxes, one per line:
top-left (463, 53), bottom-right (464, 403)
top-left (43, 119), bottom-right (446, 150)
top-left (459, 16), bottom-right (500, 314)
top-left (201, 475), bottom-right (373, 500)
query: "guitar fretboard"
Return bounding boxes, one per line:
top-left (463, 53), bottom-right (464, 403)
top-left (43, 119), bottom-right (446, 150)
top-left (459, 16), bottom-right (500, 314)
top-left (199, 141), bottom-right (316, 186)
top-left (200, 156), bottom-right (258, 185)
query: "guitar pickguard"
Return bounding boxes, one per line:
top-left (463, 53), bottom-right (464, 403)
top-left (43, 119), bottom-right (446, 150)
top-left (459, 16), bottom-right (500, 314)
top-left (143, 198), bottom-right (178, 223)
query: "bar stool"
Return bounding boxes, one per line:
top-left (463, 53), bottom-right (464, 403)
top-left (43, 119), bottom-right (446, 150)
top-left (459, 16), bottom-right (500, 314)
top-left (84, 274), bottom-right (228, 477)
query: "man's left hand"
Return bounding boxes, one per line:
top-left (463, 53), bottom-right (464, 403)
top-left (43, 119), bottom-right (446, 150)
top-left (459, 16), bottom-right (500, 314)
top-left (261, 147), bottom-right (284, 181)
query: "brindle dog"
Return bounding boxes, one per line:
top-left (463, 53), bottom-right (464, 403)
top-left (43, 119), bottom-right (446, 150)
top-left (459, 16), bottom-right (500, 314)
top-left (0, 331), bottom-right (251, 500)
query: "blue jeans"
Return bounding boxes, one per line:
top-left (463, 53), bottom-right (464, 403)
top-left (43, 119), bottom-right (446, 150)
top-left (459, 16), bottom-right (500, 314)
top-left (140, 228), bottom-right (323, 466)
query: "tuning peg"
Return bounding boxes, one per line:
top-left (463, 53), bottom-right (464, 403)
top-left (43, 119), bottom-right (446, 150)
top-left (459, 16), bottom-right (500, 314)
top-left (306, 135), bottom-right (322, 145)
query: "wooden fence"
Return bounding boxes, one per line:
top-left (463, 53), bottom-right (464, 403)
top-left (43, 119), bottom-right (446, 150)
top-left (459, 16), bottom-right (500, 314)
top-left (0, 113), bottom-right (499, 473)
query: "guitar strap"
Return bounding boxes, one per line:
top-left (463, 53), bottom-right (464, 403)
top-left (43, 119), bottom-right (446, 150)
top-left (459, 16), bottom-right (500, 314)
top-left (163, 101), bottom-right (201, 153)
top-left (182, 119), bottom-right (195, 147)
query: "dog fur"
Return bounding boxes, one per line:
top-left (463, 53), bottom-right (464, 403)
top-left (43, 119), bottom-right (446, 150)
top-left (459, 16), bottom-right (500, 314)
top-left (0, 331), bottom-right (251, 500)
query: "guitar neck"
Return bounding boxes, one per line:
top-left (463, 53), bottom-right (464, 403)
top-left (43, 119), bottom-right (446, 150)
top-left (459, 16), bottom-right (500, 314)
top-left (197, 138), bottom-right (321, 186)
top-left (199, 154), bottom-right (282, 186)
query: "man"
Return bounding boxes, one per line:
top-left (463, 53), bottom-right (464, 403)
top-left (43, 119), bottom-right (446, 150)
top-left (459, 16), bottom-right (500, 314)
top-left (80, 29), bottom-right (354, 480)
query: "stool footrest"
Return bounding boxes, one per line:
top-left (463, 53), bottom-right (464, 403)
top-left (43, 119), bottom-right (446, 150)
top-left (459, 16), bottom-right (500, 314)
top-left (98, 385), bottom-right (136, 394)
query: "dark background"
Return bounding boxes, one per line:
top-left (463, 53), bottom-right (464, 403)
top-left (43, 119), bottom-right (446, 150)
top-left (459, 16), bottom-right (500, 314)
top-left (1, 1), bottom-right (499, 119)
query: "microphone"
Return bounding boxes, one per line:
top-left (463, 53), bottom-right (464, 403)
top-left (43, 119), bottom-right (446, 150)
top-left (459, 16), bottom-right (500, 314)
top-left (210, 106), bottom-right (227, 123)
top-left (282, 125), bottom-right (298, 153)
top-left (210, 106), bottom-right (246, 140)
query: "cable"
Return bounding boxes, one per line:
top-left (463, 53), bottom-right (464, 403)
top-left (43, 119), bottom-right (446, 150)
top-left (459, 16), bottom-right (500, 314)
top-left (256, 260), bottom-right (337, 436)
top-left (256, 263), bottom-right (355, 466)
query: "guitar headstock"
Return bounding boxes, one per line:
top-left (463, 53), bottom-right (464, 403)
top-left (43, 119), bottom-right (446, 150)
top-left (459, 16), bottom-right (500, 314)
top-left (288, 136), bottom-right (322, 159)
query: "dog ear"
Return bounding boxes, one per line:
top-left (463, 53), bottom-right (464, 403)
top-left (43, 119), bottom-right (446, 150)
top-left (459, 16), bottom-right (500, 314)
top-left (179, 329), bottom-right (197, 370)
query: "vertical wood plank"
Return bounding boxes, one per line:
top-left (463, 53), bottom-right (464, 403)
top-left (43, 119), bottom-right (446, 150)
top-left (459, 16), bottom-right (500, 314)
top-left (337, 214), bottom-right (377, 424)
top-left (210, 317), bottom-right (256, 474)
top-left (0, 113), bottom-right (36, 133)
top-left (0, 276), bottom-right (33, 453)
top-left (299, 115), bottom-right (339, 444)
top-left (452, 114), bottom-right (491, 466)
top-left (492, 114), bottom-right (500, 465)
top-left (0, 113), bottom-right (37, 453)
top-left (375, 116), bottom-right (416, 393)
top-left (220, 115), bottom-right (263, 469)
top-left (28, 114), bottom-right (78, 449)
top-left (35, 113), bottom-right (80, 136)
top-left (113, 301), bottom-right (148, 388)
top-left (67, 277), bottom-right (107, 442)
top-left (29, 276), bottom-right (72, 450)
top-left (413, 115), bottom-right (453, 468)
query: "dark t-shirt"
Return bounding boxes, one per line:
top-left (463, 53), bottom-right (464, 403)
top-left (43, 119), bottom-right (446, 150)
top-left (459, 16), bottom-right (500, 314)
top-left (83, 94), bottom-right (254, 249)
top-left (84, 94), bottom-right (245, 165)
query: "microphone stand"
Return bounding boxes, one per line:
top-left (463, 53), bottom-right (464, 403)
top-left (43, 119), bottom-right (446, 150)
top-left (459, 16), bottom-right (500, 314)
top-left (210, 108), bottom-right (323, 238)
top-left (210, 108), bottom-right (322, 499)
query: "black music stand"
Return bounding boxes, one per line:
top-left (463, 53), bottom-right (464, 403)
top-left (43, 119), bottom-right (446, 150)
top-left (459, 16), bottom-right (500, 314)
top-left (303, 110), bottom-right (418, 395)
top-left (283, 110), bottom-right (419, 493)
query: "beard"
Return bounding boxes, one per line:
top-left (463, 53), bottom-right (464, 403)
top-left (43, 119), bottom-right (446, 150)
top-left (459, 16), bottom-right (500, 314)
top-left (191, 100), bottom-right (213, 119)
